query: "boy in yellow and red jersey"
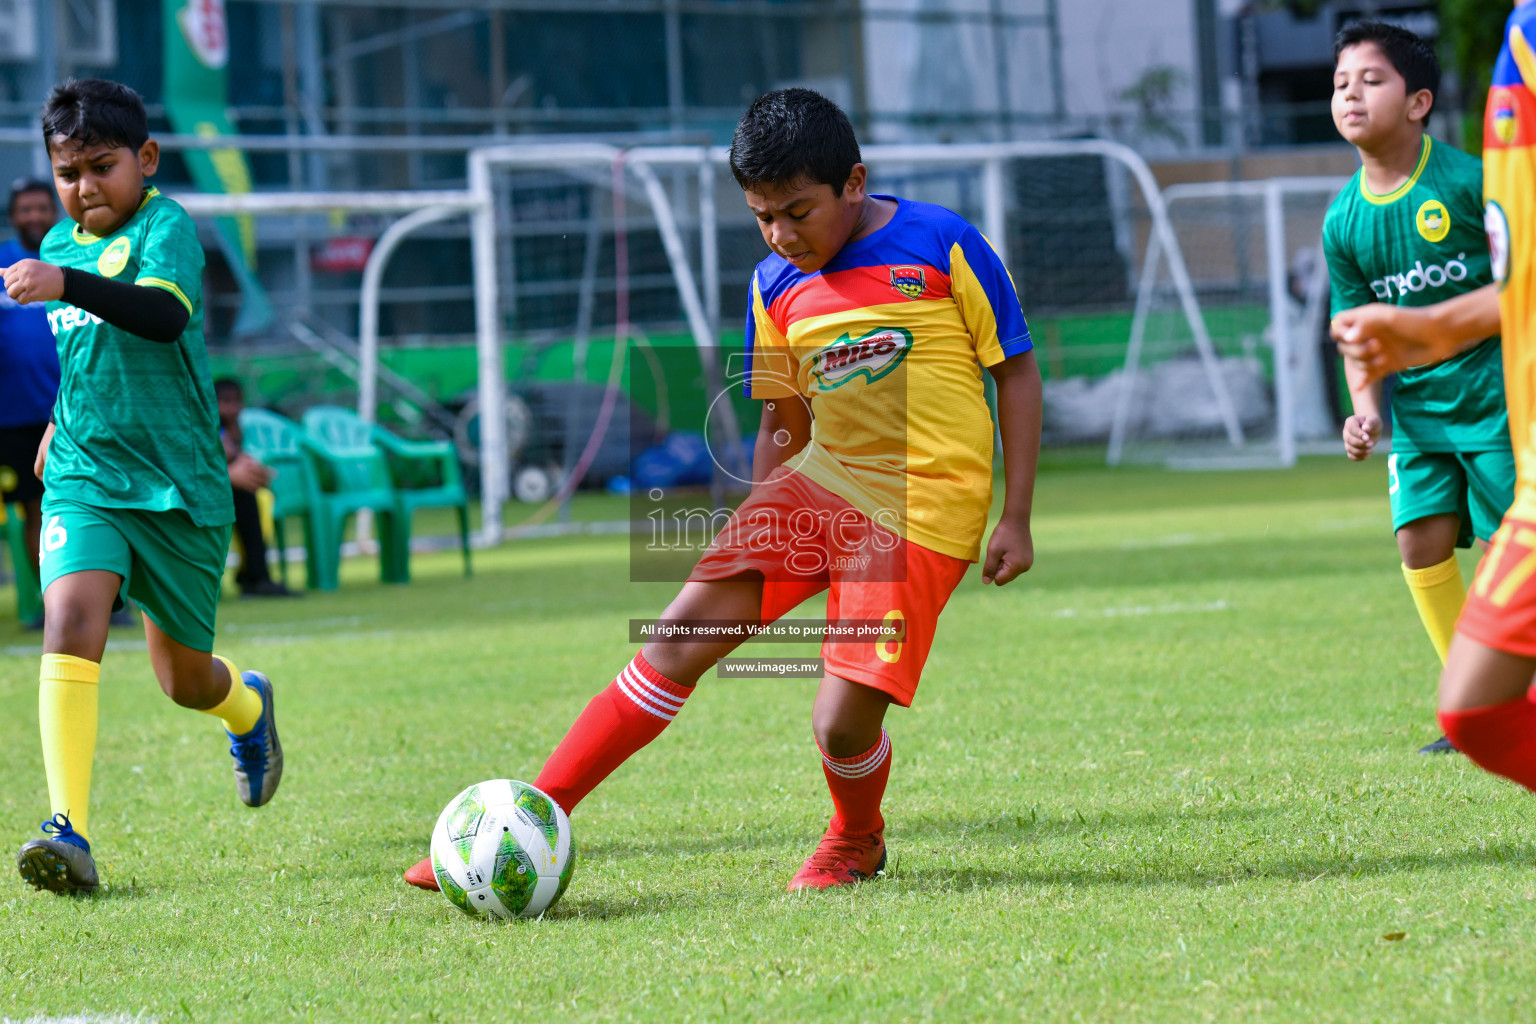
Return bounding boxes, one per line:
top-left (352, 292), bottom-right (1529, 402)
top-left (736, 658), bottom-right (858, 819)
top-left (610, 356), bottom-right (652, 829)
top-left (404, 87), bottom-right (1041, 892)
top-left (1333, 0), bottom-right (1536, 795)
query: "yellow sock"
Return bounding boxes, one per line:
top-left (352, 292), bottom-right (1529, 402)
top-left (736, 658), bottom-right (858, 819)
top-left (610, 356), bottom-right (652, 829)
top-left (1403, 556), bottom-right (1467, 664)
top-left (201, 656), bottom-right (262, 735)
top-left (39, 654), bottom-right (101, 841)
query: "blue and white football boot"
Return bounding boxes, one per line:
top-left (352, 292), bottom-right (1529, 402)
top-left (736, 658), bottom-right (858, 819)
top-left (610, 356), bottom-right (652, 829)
top-left (227, 671), bottom-right (283, 807)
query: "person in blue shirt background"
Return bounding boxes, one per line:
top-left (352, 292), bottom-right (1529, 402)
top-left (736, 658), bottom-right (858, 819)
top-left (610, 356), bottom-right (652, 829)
top-left (0, 179), bottom-right (62, 591)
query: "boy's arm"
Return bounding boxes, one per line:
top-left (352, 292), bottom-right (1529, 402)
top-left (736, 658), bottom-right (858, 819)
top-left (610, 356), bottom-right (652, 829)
top-left (1332, 284), bottom-right (1502, 383)
top-left (1320, 221), bottom-right (1388, 460)
top-left (1341, 356), bottom-right (1385, 461)
top-left (753, 396), bottom-right (811, 480)
top-left (983, 350), bottom-right (1041, 586)
top-left (2, 258), bottom-right (188, 343)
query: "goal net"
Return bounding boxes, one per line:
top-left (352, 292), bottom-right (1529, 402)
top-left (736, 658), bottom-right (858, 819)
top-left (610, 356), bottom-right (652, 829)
top-left (1106, 177), bottom-right (1351, 468)
top-left (171, 143), bottom-right (1308, 547)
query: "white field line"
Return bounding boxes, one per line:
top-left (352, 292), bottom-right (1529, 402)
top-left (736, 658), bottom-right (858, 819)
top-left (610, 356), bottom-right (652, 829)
top-left (1052, 599), bottom-right (1232, 620)
top-left (4, 1016), bottom-right (155, 1024)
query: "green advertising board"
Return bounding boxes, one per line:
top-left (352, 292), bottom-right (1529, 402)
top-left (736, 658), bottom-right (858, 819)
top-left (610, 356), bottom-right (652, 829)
top-left (162, 0), bottom-right (273, 335)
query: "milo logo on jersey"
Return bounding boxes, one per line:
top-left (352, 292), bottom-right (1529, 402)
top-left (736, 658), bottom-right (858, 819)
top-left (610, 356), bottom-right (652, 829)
top-left (810, 327), bottom-right (912, 390)
top-left (1369, 253), bottom-right (1473, 301)
top-left (46, 305), bottom-right (105, 334)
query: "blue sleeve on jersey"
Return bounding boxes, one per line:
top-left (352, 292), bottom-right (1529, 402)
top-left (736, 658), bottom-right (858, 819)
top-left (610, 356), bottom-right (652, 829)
top-left (742, 297), bottom-right (757, 399)
top-left (956, 227), bottom-right (1031, 356)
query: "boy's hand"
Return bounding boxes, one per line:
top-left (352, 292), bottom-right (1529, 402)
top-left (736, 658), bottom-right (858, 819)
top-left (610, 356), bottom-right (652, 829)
top-left (1342, 413), bottom-right (1382, 460)
top-left (2, 260), bottom-right (65, 305)
top-left (228, 454), bottom-right (273, 492)
top-left (34, 422), bottom-right (53, 481)
top-left (1331, 303), bottom-right (1445, 381)
top-left (982, 514), bottom-right (1033, 586)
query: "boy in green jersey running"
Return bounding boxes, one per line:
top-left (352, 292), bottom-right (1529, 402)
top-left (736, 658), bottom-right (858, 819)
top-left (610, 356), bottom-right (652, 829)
top-left (1, 79), bottom-right (283, 893)
top-left (1323, 22), bottom-right (1515, 754)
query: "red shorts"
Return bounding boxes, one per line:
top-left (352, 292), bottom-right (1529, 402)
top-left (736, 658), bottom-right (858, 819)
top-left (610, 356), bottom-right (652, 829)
top-left (1460, 514), bottom-right (1536, 657)
top-left (689, 467), bottom-right (970, 706)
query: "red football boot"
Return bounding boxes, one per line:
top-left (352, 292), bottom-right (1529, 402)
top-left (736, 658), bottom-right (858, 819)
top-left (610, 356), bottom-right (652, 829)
top-left (786, 828), bottom-right (887, 891)
top-left (403, 855), bottom-right (439, 891)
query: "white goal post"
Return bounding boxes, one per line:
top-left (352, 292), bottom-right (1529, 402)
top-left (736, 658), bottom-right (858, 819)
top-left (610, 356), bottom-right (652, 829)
top-left (1108, 175), bottom-right (1352, 469)
top-left (169, 140), bottom-right (1237, 546)
top-left (458, 139), bottom-right (1234, 540)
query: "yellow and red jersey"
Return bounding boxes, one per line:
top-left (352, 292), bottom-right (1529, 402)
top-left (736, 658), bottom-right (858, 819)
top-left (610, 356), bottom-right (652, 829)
top-left (743, 195), bottom-right (1032, 561)
top-left (1487, 2), bottom-right (1536, 519)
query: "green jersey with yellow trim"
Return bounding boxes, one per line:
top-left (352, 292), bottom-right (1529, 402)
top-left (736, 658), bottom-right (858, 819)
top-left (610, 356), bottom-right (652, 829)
top-left (1323, 136), bottom-right (1508, 453)
top-left (39, 186), bottom-right (232, 526)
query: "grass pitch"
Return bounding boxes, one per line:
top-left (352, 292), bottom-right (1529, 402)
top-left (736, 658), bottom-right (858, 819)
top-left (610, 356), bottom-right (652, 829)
top-left (3, 457), bottom-right (1535, 1022)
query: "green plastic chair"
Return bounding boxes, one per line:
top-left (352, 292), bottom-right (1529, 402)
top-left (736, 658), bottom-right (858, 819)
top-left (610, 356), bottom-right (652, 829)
top-left (4, 503), bottom-right (42, 623)
top-left (302, 405), bottom-right (471, 583)
top-left (299, 406), bottom-right (405, 588)
top-left (238, 408), bottom-right (324, 590)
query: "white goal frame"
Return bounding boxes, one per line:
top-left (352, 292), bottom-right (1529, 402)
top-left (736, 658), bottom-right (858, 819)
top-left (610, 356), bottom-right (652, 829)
top-left (1108, 175), bottom-right (1351, 468)
top-left (171, 140), bottom-right (1232, 546)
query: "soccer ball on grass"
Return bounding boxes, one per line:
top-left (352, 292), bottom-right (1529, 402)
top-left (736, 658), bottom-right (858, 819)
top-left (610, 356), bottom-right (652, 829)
top-left (430, 779), bottom-right (574, 920)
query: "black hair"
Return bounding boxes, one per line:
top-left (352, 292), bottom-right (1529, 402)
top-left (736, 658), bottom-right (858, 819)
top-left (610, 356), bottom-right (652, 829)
top-left (1334, 20), bottom-right (1441, 126)
top-left (40, 78), bottom-right (149, 153)
top-left (213, 377), bottom-right (245, 398)
top-left (8, 178), bottom-right (55, 216)
top-left (729, 88), bottom-right (861, 196)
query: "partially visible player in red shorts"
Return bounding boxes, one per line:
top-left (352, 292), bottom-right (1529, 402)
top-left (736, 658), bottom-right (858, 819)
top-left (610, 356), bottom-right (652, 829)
top-left (403, 88), bottom-right (1041, 893)
top-left (1334, 0), bottom-right (1536, 794)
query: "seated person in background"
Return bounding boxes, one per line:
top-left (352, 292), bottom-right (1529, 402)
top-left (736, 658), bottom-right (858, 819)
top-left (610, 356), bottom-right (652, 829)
top-left (215, 378), bottom-right (298, 598)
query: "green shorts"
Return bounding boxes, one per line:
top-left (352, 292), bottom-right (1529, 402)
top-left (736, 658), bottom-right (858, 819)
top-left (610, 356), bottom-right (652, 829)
top-left (1387, 448), bottom-right (1516, 548)
top-left (38, 497), bottom-right (232, 651)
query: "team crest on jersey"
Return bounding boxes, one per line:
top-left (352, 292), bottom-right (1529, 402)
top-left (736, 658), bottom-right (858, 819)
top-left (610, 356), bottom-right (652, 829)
top-left (97, 236), bottom-right (132, 278)
top-left (1495, 99), bottom-right (1518, 145)
top-left (810, 327), bottom-right (912, 390)
top-left (1486, 200), bottom-right (1511, 286)
top-left (1416, 199), bottom-right (1451, 243)
top-left (889, 266), bottom-right (926, 299)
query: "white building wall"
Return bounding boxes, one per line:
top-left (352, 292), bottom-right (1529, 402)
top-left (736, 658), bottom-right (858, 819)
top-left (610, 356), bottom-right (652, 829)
top-left (860, 0), bottom-right (1210, 140)
top-left (1056, 0), bottom-right (1199, 118)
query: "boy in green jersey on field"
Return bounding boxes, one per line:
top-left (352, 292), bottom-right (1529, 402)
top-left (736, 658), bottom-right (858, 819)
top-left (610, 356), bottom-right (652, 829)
top-left (1, 79), bottom-right (283, 894)
top-left (1323, 22), bottom-right (1515, 754)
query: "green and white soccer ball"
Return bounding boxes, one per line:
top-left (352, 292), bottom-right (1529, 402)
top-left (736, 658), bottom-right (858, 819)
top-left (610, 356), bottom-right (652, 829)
top-left (430, 779), bottom-right (575, 920)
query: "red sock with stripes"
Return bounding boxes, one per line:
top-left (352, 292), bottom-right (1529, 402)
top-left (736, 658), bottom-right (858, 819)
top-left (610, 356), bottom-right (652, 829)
top-left (534, 651), bottom-right (692, 814)
top-left (1440, 697), bottom-right (1536, 791)
top-left (820, 729), bottom-right (892, 836)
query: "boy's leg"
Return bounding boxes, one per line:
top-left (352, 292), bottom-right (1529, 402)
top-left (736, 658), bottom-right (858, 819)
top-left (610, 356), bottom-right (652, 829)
top-left (19, 498), bottom-right (132, 893)
top-left (1396, 513), bottom-right (1466, 663)
top-left (1391, 451), bottom-right (1472, 753)
top-left (534, 577), bottom-right (765, 814)
top-left (142, 615), bottom-right (282, 808)
top-left (785, 673), bottom-right (894, 892)
top-left (37, 570), bottom-right (119, 842)
top-left (788, 534), bottom-right (970, 891)
top-left (403, 576), bottom-right (768, 891)
top-left (1439, 513), bottom-right (1536, 783)
top-left (1436, 635), bottom-right (1536, 784)
top-left (127, 510), bottom-right (282, 808)
top-left (1392, 451), bottom-right (1469, 662)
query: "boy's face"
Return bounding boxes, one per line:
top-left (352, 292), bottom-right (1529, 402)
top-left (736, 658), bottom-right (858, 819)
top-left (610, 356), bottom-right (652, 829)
top-left (47, 136), bottom-right (159, 238)
top-left (1332, 42), bottom-right (1432, 147)
top-left (744, 164), bottom-right (871, 275)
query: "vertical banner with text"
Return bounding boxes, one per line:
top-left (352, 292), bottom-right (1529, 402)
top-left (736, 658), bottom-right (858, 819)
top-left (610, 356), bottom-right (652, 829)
top-left (162, 0), bottom-right (273, 335)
